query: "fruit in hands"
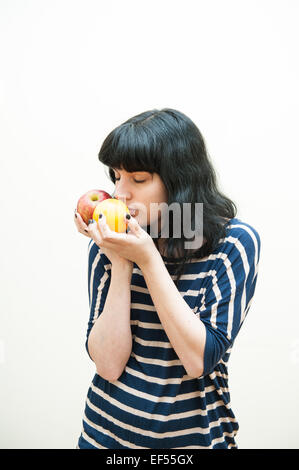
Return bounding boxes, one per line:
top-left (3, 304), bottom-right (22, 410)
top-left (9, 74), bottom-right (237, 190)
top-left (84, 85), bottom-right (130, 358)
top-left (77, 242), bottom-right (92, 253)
top-left (93, 198), bottom-right (130, 233)
top-left (77, 189), bottom-right (111, 224)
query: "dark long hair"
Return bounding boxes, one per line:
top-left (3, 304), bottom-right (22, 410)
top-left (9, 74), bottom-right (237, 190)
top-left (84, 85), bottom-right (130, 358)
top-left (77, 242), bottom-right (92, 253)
top-left (98, 108), bottom-right (237, 286)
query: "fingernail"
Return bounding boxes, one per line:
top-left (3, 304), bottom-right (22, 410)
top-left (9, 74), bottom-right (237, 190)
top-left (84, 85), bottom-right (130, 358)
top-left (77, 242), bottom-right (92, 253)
top-left (84, 229), bottom-right (88, 233)
top-left (126, 214), bottom-right (131, 220)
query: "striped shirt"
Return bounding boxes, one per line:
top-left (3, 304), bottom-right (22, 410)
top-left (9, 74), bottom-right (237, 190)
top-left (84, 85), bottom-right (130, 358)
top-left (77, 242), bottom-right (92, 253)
top-left (77, 217), bottom-right (261, 449)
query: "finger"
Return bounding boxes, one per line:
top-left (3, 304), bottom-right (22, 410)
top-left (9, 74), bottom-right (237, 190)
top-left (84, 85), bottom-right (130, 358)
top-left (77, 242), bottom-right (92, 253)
top-left (87, 218), bottom-right (103, 244)
top-left (88, 218), bottom-right (120, 250)
top-left (74, 210), bottom-right (90, 237)
top-left (97, 213), bottom-right (115, 240)
top-left (74, 210), bottom-right (86, 227)
top-left (125, 213), bottom-right (142, 236)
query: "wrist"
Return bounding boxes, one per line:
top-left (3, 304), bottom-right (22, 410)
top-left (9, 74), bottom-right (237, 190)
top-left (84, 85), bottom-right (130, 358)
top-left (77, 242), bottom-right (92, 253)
top-left (139, 248), bottom-right (163, 272)
top-left (111, 261), bottom-right (133, 277)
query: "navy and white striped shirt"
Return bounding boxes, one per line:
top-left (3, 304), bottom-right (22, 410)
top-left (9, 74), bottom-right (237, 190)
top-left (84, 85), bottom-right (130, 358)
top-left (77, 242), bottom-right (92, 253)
top-left (77, 217), bottom-right (261, 449)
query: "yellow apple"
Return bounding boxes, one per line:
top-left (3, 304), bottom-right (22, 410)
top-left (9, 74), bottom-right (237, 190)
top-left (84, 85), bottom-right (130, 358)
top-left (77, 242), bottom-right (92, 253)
top-left (93, 198), bottom-right (130, 233)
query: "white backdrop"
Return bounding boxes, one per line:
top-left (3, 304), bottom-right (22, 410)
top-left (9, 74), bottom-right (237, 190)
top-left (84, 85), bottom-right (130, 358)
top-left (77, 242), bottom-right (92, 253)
top-left (0, 0), bottom-right (298, 449)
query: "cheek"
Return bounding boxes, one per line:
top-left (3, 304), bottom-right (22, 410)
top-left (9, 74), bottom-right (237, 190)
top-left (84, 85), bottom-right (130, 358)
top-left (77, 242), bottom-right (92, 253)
top-left (136, 182), bottom-right (167, 225)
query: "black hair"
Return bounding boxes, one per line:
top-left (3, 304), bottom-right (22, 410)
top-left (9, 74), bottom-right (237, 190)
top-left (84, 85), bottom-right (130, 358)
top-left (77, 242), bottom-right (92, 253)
top-left (98, 108), bottom-right (237, 287)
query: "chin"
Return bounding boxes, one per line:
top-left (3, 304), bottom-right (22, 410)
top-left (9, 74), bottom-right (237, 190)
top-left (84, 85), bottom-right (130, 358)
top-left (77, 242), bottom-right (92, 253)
top-left (135, 214), bottom-right (149, 230)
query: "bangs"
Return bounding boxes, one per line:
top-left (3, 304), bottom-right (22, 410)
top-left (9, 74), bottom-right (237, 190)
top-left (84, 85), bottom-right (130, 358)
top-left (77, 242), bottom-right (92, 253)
top-left (98, 123), bottom-right (160, 183)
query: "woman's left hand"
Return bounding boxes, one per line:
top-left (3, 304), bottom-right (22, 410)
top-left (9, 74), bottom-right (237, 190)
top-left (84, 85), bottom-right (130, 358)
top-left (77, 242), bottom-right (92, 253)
top-left (87, 213), bottom-right (158, 268)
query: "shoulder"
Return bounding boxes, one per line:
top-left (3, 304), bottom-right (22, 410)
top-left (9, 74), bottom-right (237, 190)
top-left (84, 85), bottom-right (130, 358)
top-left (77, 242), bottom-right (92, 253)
top-left (224, 217), bottom-right (261, 256)
top-left (215, 217), bottom-right (261, 269)
top-left (226, 217), bottom-right (260, 243)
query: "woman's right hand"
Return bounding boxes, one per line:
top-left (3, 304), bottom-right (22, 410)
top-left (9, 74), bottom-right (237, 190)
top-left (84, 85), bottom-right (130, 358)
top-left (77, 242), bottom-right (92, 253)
top-left (74, 210), bottom-right (133, 269)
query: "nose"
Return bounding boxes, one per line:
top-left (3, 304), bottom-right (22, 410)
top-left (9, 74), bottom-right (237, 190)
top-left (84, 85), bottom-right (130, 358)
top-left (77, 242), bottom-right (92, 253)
top-left (114, 180), bottom-right (132, 205)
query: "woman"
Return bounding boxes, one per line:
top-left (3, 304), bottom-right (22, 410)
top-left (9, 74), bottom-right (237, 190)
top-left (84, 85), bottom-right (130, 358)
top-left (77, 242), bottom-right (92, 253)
top-left (74, 108), bottom-right (261, 449)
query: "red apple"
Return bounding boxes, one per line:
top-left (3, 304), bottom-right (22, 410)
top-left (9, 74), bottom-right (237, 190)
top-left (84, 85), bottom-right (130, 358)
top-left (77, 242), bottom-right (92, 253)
top-left (76, 189), bottom-right (111, 224)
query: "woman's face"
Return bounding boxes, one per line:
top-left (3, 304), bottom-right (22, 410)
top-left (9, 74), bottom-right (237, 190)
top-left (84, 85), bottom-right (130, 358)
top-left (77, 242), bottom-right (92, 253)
top-left (112, 167), bottom-right (168, 229)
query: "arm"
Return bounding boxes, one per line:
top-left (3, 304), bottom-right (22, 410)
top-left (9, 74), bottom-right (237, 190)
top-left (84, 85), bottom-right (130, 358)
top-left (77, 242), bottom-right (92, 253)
top-left (140, 251), bottom-right (206, 378)
top-left (85, 214), bottom-right (206, 378)
top-left (139, 226), bottom-right (261, 379)
top-left (87, 261), bottom-right (133, 381)
top-left (84, 214), bottom-right (260, 379)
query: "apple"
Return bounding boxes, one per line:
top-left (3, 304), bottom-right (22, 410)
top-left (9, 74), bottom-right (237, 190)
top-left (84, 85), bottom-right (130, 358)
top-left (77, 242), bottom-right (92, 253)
top-left (77, 189), bottom-right (111, 224)
top-left (93, 198), bottom-right (130, 233)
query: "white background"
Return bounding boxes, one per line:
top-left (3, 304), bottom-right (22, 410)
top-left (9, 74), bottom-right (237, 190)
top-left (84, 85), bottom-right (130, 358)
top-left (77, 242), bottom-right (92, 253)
top-left (0, 0), bottom-right (298, 449)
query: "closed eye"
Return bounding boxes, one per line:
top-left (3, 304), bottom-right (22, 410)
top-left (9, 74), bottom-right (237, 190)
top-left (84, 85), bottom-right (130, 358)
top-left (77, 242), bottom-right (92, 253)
top-left (114, 177), bottom-right (145, 184)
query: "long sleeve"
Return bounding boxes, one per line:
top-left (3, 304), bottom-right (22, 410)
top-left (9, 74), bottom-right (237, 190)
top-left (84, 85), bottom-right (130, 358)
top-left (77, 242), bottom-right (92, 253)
top-left (196, 223), bottom-right (261, 376)
top-left (85, 240), bottom-right (111, 358)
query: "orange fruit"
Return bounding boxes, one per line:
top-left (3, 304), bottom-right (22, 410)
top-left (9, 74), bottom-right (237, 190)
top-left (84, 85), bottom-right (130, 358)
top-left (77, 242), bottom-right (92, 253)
top-left (93, 198), bottom-right (130, 233)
